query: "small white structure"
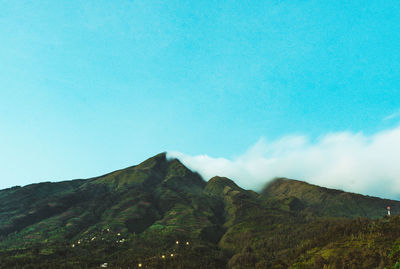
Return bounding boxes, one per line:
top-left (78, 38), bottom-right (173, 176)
top-left (387, 206), bottom-right (391, 216)
top-left (100, 262), bottom-right (108, 268)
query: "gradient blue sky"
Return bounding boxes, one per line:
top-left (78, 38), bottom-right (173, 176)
top-left (1, 1), bottom-right (400, 190)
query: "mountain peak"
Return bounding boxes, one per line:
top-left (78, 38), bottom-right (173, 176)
top-left (89, 152), bottom-right (207, 193)
top-left (88, 152), bottom-right (171, 189)
top-left (136, 152), bottom-right (168, 169)
top-left (204, 176), bottom-right (242, 197)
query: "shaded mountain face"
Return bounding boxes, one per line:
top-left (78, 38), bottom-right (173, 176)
top-left (1, 153), bottom-right (400, 268)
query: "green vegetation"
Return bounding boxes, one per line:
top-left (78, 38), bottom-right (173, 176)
top-left (1, 153), bottom-right (400, 268)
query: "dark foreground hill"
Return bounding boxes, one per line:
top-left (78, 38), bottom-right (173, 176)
top-left (1, 153), bottom-right (400, 268)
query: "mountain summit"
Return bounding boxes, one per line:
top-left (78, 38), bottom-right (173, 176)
top-left (1, 153), bottom-right (400, 268)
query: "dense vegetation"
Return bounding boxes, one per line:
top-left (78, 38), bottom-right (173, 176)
top-left (1, 153), bottom-right (400, 268)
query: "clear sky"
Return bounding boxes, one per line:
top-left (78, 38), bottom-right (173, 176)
top-left (1, 1), bottom-right (400, 194)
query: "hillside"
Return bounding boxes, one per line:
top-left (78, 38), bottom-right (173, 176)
top-left (1, 153), bottom-right (400, 268)
top-left (262, 177), bottom-right (400, 218)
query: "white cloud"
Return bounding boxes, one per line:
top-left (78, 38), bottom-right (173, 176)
top-left (168, 126), bottom-right (400, 200)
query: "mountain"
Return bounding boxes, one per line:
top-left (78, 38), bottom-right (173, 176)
top-left (1, 153), bottom-right (400, 268)
top-left (0, 153), bottom-right (211, 244)
top-left (262, 177), bottom-right (400, 218)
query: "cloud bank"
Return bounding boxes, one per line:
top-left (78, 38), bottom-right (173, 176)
top-left (168, 126), bottom-right (400, 200)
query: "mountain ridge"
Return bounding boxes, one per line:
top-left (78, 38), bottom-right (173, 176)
top-left (262, 177), bottom-right (400, 218)
top-left (2, 153), bottom-right (400, 268)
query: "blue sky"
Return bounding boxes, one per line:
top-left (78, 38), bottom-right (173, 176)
top-left (1, 1), bottom-right (400, 194)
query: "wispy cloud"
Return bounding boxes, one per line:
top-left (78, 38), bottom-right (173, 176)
top-left (168, 126), bottom-right (400, 200)
top-left (384, 110), bottom-right (400, 121)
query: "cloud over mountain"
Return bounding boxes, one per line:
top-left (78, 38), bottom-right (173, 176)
top-left (168, 125), bottom-right (400, 199)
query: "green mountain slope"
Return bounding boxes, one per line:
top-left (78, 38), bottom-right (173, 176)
top-left (262, 177), bottom-right (400, 218)
top-left (1, 153), bottom-right (400, 268)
